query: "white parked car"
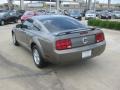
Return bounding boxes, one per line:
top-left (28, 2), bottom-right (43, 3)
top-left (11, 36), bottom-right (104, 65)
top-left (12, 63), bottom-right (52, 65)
top-left (112, 11), bottom-right (120, 19)
top-left (85, 10), bottom-right (96, 20)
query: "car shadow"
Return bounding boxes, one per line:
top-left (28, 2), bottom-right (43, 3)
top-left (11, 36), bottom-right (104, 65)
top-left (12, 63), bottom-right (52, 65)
top-left (46, 58), bottom-right (98, 73)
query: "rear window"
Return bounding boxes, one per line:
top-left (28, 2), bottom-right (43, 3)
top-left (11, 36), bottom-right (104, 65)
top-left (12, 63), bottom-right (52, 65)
top-left (40, 17), bottom-right (86, 32)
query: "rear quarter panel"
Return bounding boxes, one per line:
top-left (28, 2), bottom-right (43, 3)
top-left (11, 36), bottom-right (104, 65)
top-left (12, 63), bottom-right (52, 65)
top-left (29, 31), bottom-right (56, 62)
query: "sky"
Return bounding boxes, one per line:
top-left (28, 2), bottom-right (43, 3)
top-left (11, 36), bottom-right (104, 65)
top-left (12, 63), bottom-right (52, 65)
top-left (0, 0), bottom-right (120, 4)
top-left (96, 0), bottom-right (120, 4)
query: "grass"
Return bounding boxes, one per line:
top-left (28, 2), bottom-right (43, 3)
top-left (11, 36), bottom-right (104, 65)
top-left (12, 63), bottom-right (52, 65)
top-left (88, 19), bottom-right (120, 30)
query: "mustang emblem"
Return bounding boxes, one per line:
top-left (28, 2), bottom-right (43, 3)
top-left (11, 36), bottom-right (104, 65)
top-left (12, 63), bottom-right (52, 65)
top-left (82, 37), bottom-right (88, 44)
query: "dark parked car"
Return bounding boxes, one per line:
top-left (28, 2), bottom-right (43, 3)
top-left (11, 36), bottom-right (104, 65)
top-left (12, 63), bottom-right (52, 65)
top-left (99, 11), bottom-right (112, 19)
top-left (96, 10), bottom-right (102, 17)
top-left (12, 15), bottom-right (106, 68)
top-left (0, 11), bottom-right (18, 25)
top-left (69, 10), bottom-right (82, 20)
top-left (16, 10), bottom-right (25, 19)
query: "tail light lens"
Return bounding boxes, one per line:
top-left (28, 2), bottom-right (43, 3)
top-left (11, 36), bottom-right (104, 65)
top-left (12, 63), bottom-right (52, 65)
top-left (56, 39), bottom-right (72, 50)
top-left (96, 32), bottom-right (105, 43)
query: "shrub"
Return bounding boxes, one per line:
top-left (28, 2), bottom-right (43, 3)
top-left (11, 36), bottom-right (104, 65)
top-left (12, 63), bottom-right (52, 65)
top-left (88, 19), bottom-right (120, 30)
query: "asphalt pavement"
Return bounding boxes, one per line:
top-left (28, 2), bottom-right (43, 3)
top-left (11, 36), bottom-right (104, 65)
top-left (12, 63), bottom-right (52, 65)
top-left (0, 23), bottom-right (120, 90)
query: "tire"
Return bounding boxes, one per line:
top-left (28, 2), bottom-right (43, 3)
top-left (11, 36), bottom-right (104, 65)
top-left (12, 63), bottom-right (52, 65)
top-left (32, 45), bottom-right (46, 68)
top-left (14, 19), bottom-right (18, 23)
top-left (21, 20), bottom-right (24, 23)
top-left (79, 17), bottom-right (82, 20)
top-left (12, 33), bottom-right (19, 46)
top-left (0, 20), bottom-right (5, 26)
top-left (109, 17), bottom-right (111, 19)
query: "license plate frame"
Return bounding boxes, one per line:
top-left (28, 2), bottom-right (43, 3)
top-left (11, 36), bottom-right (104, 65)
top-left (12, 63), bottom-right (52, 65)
top-left (82, 50), bottom-right (92, 58)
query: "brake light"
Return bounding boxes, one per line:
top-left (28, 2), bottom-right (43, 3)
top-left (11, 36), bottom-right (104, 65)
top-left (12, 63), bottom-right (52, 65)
top-left (56, 39), bottom-right (72, 50)
top-left (96, 33), bottom-right (105, 43)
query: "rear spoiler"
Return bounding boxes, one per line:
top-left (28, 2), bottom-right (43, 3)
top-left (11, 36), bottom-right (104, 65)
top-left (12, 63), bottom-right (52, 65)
top-left (53, 28), bottom-right (98, 36)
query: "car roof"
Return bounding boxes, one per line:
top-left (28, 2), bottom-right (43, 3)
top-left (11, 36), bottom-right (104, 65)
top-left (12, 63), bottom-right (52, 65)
top-left (32, 15), bottom-right (68, 21)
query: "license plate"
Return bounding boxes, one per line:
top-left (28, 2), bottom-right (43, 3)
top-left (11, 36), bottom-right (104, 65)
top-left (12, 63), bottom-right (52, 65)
top-left (82, 50), bottom-right (92, 58)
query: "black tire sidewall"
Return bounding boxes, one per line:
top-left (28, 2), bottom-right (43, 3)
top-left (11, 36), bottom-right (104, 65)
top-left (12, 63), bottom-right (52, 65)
top-left (14, 19), bottom-right (18, 23)
top-left (1, 20), bottom-right (5, 26)
top-left (12, 33), bottom-right (19, 46)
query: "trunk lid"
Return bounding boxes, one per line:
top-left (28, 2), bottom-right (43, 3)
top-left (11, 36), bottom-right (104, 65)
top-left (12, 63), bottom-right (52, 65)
top-left (53, 28), bottom-right (100, 48)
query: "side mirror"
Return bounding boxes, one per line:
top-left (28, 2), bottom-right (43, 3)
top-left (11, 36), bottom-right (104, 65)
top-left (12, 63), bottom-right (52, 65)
top-left (16, 24), bottom-right (22, 28)
top-left (21, 25), bottom-right (28, 29)
top-left (16, 24), bottom-right (28, 29)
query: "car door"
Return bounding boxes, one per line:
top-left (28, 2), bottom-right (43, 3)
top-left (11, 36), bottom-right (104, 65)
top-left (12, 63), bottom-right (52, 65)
top-left (9, 12), bottom-right (16, 22)
top-left (24, 19), bottom-right (41, 47)
top-left (22, 19), bottom-right (34, 47)
top-left (4, 12), bottom-right (11, 23)
top-left (15, 20), bottom-right (32, 47)
top-left (15, 24), bottom-right (27, 47)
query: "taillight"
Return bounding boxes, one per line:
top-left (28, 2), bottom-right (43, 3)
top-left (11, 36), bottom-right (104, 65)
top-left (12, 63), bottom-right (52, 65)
top-left (96, 32), bottom-right (105, 43)
top-left (56, 39), bottom-right (72, 50)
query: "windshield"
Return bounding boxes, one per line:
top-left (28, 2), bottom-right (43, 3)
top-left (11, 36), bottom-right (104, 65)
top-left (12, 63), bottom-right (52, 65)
top-left (40, 17), bottom-right (87, 32)
top-left (86, 10), bottom-right (95, 14)
top-left (70, 10), bottom-right (80, 15)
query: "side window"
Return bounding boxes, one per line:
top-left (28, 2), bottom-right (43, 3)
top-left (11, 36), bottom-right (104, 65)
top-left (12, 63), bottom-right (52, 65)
top-left (9, 12), bottom-right (14, 16)
top-left (12, 12), bottom-right (16, 16)
top-left (33, 21), bottom-right (41, 31)
top-left (23, 20), bottom-right (33, 29)
top-left (23, 19), bottom-right (40, 31)
top-left (32, 26), bottom-right (40, 31)
top-left (5, 13), bottom-right (9, 17)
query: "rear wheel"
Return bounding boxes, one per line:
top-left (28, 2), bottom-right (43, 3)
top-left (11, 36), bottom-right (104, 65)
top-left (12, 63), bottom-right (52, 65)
top-left (21, 20), bottom-right (24, 23)
top-left (14, 19), bottom-right (18, 23)
top-left (0, 20), bottom-right (5, 26)
top-left (79, 17), bottom-right (82, 20)
top-left (12, 33), bottom-right (19, 46)
top-left (32, 45), bottom-right (46, 68)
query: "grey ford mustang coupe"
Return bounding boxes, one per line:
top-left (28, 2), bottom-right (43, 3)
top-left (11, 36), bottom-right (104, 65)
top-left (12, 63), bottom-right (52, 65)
top-left (12, 15), bottom-right (106, 68)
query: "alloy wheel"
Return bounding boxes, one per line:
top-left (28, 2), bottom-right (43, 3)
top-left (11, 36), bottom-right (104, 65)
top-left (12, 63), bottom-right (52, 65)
top-left (33, 49), bottom-right (41, 65)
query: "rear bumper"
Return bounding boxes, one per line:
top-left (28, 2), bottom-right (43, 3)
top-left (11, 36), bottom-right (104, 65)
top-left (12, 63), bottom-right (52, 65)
top-left (101, 16), bottom-right (111, 19)
top-left (49, 41), bottom-right (106, 64)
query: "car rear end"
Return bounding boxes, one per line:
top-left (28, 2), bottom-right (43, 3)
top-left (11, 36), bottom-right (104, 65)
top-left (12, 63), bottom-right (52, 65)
top-left (39, 16), bottom-right (106, 64)
top-left (70, 14), bottom-right (82, 20)
top-left (48, 29), bottom-right (106, 64)
top-left (69, 10), bottom-right (82, 20)
top-left (85, 13), bottom-right (96, 20)
top-left (101, 14), bottom-right (111, 19)
top-left (100, 12), bottom-right (112, 19)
